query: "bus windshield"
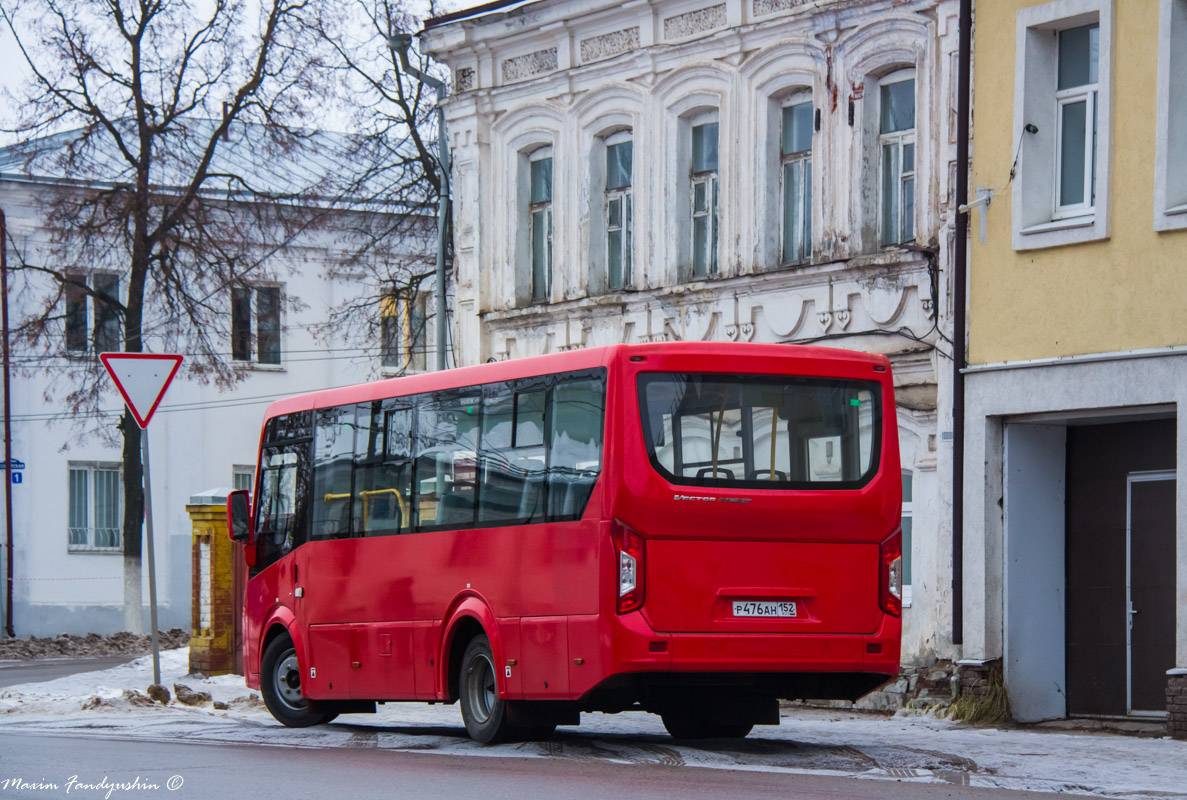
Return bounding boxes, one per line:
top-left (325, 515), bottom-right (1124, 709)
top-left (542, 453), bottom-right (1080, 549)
top-left (638, 373), bottom-right (880, 489)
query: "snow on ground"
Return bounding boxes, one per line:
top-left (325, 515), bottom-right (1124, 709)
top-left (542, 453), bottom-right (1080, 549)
top-left (1, 648), bottom-right (1185, 799)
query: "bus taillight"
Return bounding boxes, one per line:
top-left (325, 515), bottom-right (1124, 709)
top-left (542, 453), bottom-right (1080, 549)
top-left (880, 529), bottom-right (902, 617)
top-left (614, 521), bottom-right (645, 614)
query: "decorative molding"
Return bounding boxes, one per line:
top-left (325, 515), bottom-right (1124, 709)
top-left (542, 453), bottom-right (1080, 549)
top-left (454, 67), bottom-right (475, 93)
top-left (663, 5), bottom-right (727, 40)
top-left (753, 0), bottom-right (811, 16)
top-left (579, 27), bottom-right (641, 64)
top-left (502, 48), bottom-right (559, 84)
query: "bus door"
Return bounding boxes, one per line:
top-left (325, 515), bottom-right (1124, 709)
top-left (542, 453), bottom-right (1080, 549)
top-left (298, 402), bottom-right (419, 701)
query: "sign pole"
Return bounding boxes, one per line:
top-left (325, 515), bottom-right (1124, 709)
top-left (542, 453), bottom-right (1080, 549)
top-left (98, 352), bottom-right (182, 686)
top-left (141, 427), bottom-right (160, 686)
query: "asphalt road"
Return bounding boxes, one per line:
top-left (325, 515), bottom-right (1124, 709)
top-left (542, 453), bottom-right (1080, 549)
top-left (0, 732), bottom-right (1100, 800)
top-left (0, 656), bottom-right (137, 688)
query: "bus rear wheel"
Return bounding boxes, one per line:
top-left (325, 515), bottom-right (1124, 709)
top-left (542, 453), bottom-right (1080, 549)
top-left (661, 711), bottom-right (753, 740)
top-left (458, 634), bottom-right (518, 744)
top-left (260, 634), bottom-right (338, 728)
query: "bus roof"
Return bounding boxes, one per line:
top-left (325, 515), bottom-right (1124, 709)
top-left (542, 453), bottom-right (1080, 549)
top-left (260, 342), bottom-right (890, 420)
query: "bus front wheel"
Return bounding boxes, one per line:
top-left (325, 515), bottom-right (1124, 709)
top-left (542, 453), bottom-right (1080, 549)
top-left (458, 634), bottom-right (517, 744)
top-left (260, 634), bottom-right (338, 728)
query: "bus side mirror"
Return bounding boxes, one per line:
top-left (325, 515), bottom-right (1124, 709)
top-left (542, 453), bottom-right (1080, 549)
top-left (228, 489), bottom-right (252, 543)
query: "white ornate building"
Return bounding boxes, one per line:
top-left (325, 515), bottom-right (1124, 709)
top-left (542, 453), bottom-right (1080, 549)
top-left (423, 0), bottom-right (962, 669)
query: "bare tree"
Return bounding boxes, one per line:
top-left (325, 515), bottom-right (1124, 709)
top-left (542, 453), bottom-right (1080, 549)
top-left (0, 0), bottom-right (356, 631)
top-left (310, 0), bottom-right (452, 372)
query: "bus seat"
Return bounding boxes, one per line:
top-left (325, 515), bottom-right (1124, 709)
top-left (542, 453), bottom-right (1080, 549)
top-left (437, 491), bottom-right (475, 527)
top-left (518, 475), bottom-right (545, 520)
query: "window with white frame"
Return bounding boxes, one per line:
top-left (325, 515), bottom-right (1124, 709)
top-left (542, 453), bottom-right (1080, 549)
top-left (64, 272), bottom-right (121, 354)
top-left (902, 469), bottom-right (914, 606)
top-left (233, 466), bottom-right (255, 493)
top-left (380, 291), bottom-right (427, 372)
top-left (231, 285), bottom-right (281, 365)
top-left (1054, 23), bottom-right (1099, 219)
top-left (605, 133), bottom-right (633, 290)
top-left (1013, 0), bottom-right (1112, 249)
top-left (878, 71), bottom-right (916, 247)
top-left (781, 98), bottom-right (814, 264)
top-left (690, 116), bottom-right (719, 278)
top-left (528, 147), bottom-right (553, 303)
top-left (1156, 0), bottom-right (1187, 231)
top-left (68, 463), bottom-right (121, 551)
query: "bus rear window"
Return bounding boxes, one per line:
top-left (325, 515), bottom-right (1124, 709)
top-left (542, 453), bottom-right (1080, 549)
top-left (639, 373), bottom-right (880, 489)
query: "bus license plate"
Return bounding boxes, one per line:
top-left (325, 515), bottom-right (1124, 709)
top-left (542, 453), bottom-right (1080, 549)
top-left (732, 601), bottom-right (797, 618)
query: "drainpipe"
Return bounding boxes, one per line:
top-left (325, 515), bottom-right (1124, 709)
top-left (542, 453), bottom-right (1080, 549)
top-left (388, 33), bottom-right (451, 373)
top-left (952, 0), bottom-right (973, 647)
top-left (1, 208), bottom-right (14, 637)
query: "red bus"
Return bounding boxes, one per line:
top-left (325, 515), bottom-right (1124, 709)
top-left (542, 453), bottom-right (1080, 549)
top-left (227, 342), bottom-right (902, 742)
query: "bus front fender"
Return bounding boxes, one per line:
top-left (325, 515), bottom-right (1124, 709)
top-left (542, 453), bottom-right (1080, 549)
top-left (256, 605), bottom-right (302, 677)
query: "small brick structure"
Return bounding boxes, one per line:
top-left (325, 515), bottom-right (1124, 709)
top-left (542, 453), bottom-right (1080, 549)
top-left (1168, 671), bottom-right (1187, 739)
top-left (956, 658), bottom-right (1000, 700)
top-left (187, 490), bottom-right (242, 676)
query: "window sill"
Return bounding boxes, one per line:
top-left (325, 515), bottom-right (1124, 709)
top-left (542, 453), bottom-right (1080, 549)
top-left (1165, 203), bottom-right (1187, 217)
top-left (1021, 215), bottom-right (1095, 236)
top-left (67, 546), bottom-right (123, 555)
top-left (232, 361), bottom-right (286, 372)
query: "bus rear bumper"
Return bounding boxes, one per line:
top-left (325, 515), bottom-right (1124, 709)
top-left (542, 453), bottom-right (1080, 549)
top-left (577, 610), bottom-right (901, 702)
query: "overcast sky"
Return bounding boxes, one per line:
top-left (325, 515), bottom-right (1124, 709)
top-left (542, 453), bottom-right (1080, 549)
top-left (0, 0), bottom-right (465, 148)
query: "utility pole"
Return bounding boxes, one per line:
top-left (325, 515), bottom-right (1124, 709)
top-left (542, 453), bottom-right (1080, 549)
top-left (388, 32), bottom-right (450, 372)
top-left (1, 208), bottom-right (15, 638)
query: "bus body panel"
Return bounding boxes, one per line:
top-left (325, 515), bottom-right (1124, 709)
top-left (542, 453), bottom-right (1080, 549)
top-left (641, 539), bottom-right (881, 634)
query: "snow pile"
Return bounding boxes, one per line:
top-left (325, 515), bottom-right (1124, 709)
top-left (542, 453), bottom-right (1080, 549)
top-left (0, 629), bottom-right (190, 660)
top-left (0, 647), bottom-right (264, 718)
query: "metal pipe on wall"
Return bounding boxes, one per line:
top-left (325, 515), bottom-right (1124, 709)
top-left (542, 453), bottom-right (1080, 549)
top-left (952, 0), bottom-right (973, 647)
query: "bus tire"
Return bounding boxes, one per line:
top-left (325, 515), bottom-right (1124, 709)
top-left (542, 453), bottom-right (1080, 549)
top-left (458, 634), bottom-right (516, 744)
top-left (660, 711), bottom-right (753, 740)
top-left (260, 634), bottom-right (338, 728)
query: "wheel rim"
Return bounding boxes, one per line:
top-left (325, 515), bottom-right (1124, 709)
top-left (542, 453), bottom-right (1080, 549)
top-left (465, 651), bottom-right (497, 724)
top-left (274, 649), bottom-right (305, 711)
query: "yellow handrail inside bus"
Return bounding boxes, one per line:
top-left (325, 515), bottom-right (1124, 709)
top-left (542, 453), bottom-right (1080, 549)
top-left (322, 489), bottom-right (408, 532)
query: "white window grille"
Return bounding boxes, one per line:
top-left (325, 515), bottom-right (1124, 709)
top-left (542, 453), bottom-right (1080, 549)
top-left (604, 133), bottom-right (633, 290)
top-left (1053, 23), bottom-right (1099, 220)
top-left (690, 118), bottom-right (719, 278)
top-left (781, 98), bottom-right (814, 264)
top-left (528, 148), bottom-right (553, 303)
top-left (68, 463), bottom-right (122, 551)
top-left (878, 71), bottom-right (916, 247)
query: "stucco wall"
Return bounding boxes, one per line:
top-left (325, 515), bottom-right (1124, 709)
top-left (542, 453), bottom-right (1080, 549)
top-left (969, 0), bottom-right (1187, 364)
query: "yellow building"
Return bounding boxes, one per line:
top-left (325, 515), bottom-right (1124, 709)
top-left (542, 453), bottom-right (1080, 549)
top-left (962, 0), bottom-right (1187, 735)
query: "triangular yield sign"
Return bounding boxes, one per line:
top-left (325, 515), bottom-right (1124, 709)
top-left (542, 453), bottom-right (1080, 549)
top-left (99, 353), bottom-right (184, 429)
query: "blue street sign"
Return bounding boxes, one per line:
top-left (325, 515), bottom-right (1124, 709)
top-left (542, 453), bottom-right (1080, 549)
top-left (4, 459), bottom-right (24, 471)
top-left (11, 473), bottom-right (21, 485)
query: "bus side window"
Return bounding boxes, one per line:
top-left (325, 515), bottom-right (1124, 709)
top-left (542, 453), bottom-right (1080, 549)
top-left (414, 392), bottom-right (481, 530)
top-left (310, 406), bottom-right (357, 539)
top-left (350, 401), bottom-right (413, 536)
top-left (548, 377), bottom-right (605, 520)
top-left (478, 381), bottom-right (547, 524)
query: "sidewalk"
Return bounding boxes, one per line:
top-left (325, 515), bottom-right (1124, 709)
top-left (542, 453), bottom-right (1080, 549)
top-left (1, 648), bottom-right (1184, 800)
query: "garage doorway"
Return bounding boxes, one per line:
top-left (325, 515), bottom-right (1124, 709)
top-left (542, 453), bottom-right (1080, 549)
top-left (1065, 419), bottom-right (1176, 718)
